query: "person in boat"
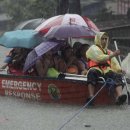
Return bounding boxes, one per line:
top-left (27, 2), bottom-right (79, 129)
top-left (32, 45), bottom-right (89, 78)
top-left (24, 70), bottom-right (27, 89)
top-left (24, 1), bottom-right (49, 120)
top-left (72, 42), bottom-right (90, 75)
top-left (73, 42), bottom-right (82, 58)
top-left (0, 49), bottom-right (15, 70)
top-left (86, 32), bottom-right (127, 105)
top-left (61, 46), bottom-right (84, 74)
top-left (2, 48), bottom-right (31, 75)
top-left (77, 44), bottom-right (90, 75)
top-left (35, 50), bottom-right (66, 78)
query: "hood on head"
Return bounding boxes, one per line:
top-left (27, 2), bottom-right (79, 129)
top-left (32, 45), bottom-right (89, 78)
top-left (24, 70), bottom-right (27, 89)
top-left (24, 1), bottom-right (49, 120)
top-left (94, 32), bottom-right (109, 49)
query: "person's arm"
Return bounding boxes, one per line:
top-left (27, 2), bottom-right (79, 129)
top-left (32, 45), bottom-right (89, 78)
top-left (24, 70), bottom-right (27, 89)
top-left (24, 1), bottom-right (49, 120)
top-left (35, 59), bottom-right (49, 77)
top-left (86, 45), bottom-right (120, 63)
top-left (108, 50), bottom-right (120, 59)
top-left (97, 50), bottom-right (121, 63)
top-left (57, 59), bottom-right (67, 73)
top-left (0, 63), bottom-right (8, 70)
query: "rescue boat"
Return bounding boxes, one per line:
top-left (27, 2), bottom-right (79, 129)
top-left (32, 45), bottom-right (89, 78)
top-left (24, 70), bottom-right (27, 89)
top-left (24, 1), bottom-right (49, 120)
top-left (0, 72), bottom-right (114, 105)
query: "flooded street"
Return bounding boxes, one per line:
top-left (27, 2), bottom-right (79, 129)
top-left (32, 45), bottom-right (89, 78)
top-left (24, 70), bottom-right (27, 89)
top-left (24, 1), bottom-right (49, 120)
top-left (0, 96), bottom-right (130, 130)
top-left (0, 46), bottom-right (130, 130)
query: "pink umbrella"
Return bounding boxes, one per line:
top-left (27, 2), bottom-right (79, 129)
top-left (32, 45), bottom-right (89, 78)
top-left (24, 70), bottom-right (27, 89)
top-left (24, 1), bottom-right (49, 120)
top-left (35, 14), bottom-right (99, 34)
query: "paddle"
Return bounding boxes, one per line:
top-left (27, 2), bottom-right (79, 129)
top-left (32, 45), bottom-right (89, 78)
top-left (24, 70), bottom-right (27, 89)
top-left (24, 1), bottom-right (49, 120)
top-left (114, 40), bottom-right (130, 105)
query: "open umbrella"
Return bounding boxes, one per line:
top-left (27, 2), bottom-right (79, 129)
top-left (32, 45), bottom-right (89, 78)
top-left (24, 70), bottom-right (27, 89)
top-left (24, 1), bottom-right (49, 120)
top-left (23, 41), bottom-right (60, 72)
top-left (35, 13), bottom-right (99, 34)
top-left (44, 24), bottom-right (97, 39)
top-left (14, 18), bottom-right (45, 30)
top-left (0, 30), bottom-right (42, 49)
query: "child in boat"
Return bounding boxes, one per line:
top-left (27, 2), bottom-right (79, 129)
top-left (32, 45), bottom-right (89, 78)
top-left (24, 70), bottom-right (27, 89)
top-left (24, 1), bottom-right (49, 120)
top-left (61, 46), bottom-right (85, 74)
top-left (86, 32), bottom-right (127, 105)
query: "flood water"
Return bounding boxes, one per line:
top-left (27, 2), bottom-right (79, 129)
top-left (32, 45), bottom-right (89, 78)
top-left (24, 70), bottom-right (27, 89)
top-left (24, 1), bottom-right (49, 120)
top-left (0, 46), bottom-right (130, 130)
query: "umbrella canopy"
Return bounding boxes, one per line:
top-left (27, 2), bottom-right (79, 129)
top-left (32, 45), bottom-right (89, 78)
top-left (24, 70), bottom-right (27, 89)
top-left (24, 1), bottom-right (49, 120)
top-left (0, 30), bottom-right (42, 49)
top-left (44, 24), bottom-right (97, 39)
top-left (15, 18), bottom-right (45, 30)
top-left (35, 14), bottom-right (99, 34)
top-left (23, 41), bottom-right (60, 72)
top-left (35, 41), bottom-right (60, 56)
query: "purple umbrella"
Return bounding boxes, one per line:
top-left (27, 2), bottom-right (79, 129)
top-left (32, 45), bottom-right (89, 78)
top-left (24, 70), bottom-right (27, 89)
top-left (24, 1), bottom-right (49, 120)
top-left (23, 41), bottom-right (60, 72)
top-left (44, 24), bottom-right (97, 39)
top-left (23, 50), bottom-right (38, 72)
top-left (35, 41), bottom-right (59, 56)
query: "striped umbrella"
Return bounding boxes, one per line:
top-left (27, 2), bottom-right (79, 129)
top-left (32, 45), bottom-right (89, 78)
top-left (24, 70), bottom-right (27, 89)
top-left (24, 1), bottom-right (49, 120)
top-left (35, 13), bottom-right (99, 35)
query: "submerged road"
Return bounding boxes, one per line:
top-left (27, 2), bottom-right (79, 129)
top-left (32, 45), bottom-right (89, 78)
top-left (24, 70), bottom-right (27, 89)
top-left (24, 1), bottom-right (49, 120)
top-left (0, 46), bottom-right (130, 130)
top-left (0, 96), bottom-right (130, 130)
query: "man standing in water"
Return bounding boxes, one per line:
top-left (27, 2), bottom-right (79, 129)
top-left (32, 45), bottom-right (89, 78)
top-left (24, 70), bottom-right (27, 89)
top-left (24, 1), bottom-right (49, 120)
top-left (86, 32), bottom-right (127, 105)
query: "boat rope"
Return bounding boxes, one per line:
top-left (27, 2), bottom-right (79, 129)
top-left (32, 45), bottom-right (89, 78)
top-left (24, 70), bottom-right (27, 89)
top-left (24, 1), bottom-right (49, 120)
top-left (105, 78), bottom-right (116, 95)
top-left (56, 77), bottom-right (114, 130)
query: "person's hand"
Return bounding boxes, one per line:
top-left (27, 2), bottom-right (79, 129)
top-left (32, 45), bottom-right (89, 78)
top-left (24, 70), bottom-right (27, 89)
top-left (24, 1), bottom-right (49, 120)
top-left (109, 50), bottom-right (120, 59)
top-left (113, 50), bottom-right (120, 56)
top-left (121, 69), bottom-right (126, 75)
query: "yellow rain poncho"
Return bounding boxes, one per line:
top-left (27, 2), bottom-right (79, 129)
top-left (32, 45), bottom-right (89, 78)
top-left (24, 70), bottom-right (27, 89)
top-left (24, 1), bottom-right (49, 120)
top-left (86, 32), bottom-right (122, 74)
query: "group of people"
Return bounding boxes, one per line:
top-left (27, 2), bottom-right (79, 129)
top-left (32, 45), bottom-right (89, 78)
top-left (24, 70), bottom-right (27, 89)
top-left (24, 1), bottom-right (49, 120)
top-left (27, 42), bottom-right (89, 78)
top-left (0, 31), bottom-right (127, 105)
top-left (0, 40), bottom-right (89, 78)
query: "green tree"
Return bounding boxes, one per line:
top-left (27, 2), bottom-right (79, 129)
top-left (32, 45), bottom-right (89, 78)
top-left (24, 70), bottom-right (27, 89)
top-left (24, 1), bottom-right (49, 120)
top-left (2, 0), bottom-right (57, 22)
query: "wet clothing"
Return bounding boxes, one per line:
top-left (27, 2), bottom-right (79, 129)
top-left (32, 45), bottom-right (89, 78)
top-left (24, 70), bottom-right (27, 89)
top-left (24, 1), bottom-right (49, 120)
top-left (86, 32), bottom-right (123, 87)
top-left (86, 32), bottom-right (122, 74)
top-left (87, 69), bottom-right (124, 87)
top-left (87, 47), bottom-right (111, 72)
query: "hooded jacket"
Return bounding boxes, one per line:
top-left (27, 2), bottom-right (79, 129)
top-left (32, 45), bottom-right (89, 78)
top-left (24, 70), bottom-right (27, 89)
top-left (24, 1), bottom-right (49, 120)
top-left (86, 32), bottom-right (122, 74)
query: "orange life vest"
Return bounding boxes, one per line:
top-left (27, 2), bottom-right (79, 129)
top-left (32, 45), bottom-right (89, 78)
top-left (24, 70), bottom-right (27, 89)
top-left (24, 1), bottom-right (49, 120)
top-left (88, 46), bottom-right (111, 71)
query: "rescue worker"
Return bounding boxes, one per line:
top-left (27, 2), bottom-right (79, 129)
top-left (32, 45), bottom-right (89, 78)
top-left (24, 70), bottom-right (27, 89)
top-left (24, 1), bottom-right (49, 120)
top-left (86, 32), bottom-right (127, 105)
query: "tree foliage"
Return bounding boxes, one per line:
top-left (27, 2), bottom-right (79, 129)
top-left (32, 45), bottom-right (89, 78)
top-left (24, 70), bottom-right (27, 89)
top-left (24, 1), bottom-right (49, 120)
top-left (2, 0), bottom-right (57, 22)
top-left (1, 0), bottom-right (81, 24)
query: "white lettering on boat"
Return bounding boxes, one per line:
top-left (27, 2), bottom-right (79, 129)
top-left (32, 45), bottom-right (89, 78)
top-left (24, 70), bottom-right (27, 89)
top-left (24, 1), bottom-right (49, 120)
top-left (4, 90), bottom-right (41, 100)
top-left (2, 80), bottom-right (42, 91)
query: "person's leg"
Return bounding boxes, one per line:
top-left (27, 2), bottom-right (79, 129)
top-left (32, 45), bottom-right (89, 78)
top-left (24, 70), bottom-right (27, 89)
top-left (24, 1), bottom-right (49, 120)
top-left (105, 71), bottom-right (127, 105)
top-left (86, 69), bottom-right (103, 105)
top-left (115, 85), bottom-right (127, 105)
top-left (88, 84), bottom-right (95, 97)
top-left (115, 85), bottom-right (123, 97)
